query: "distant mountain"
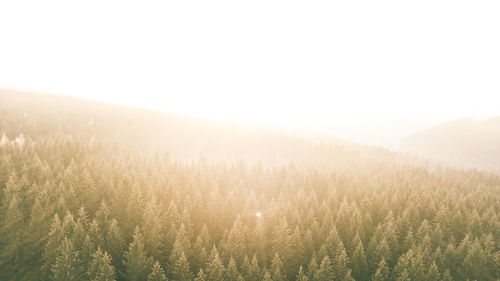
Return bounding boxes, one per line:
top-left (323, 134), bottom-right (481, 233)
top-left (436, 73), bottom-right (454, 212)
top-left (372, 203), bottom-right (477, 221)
top-left (0, 90), bottom-right (405, 168)
top-left (401, 117), bottom-right (500, 171)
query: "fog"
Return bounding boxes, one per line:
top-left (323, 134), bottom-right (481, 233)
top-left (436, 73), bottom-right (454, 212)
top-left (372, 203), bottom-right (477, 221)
top-left (1, 0), bottom-right (499, 147)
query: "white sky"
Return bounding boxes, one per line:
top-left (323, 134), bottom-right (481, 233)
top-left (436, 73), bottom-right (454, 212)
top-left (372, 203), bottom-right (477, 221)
top-left (1, 0), bottom-right (499, 145)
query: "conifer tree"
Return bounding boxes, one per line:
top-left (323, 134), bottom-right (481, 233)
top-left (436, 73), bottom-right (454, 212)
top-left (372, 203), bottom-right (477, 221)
top-left (262, 270), bottom-right (272, 281)
top-left (296, 265), bottom-right (309, 281)
top-left (426, 260), bottom-right (440, 281)
top-left (194, 268), bottom-right (207, 281)
top-left (0, 172), bottom-right (24, 275)
top-left (147, 261), bottom-right (168, 281)
top-left (314, 255), bottom-right (334, 281)
top-left (343, 270), bottom-right (356, 281)
top-left (223, 215), bottom-right (248, 263)
top-left (104, 218), bottom-right (125, 267)
top-left (244, 255), bottom-right (261, 281)
top-left (142, 197), bottom-right (164, 258)
top-left (441, 269), bottom-right (454, 281)
top-left (51, 238), bottom-right (84, 281)
top-left (87, 247), bottom-right (116, 281)
top-left (191, 236), bottom-right (208, 274)
top-left (169, 244), bottom-right (193, 281)
top-left (225, 257), bottom-right (244, 281)
top-left (41, 214), bottom-right (64, 279)
top-left (307, 253), bottom-right (318, 280)
top-left (123, 226), bottom-right (152, 281)
top-left (351, 239), bottom-right (368, 281)
top-left (206, 246), bottom-right (225, 281)
top-left (270, 252), bottom-right (285, 281)
top-left (371, 258), bottom-right (389, 281)
top-left (333, 246), bottom-right (350, 280)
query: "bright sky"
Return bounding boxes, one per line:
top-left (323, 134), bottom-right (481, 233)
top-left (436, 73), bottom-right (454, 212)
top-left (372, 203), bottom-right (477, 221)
top-left (1, 0), bottom-right (499, 145)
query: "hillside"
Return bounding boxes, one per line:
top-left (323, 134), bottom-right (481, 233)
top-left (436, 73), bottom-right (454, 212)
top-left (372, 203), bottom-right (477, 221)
top-left (401, 117), bottom-right (500, 171)
top-left (0, 90), bottom-right (498, 281)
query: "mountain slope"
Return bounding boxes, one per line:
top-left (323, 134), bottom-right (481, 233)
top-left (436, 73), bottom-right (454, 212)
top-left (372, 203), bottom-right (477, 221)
top-left (0, 90), bottom-right (498, 281)
top-left (401, 117), bottom-right (500, 171)
top-left (0, 89), bottom-right (407, 168)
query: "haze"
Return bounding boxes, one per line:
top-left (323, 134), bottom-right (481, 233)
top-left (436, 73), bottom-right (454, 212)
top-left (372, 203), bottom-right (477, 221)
top-left (1, 0), bottom-right (499, 146)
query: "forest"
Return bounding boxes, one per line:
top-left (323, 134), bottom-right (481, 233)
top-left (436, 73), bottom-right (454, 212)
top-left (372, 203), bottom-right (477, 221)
top-left (0, 90), bottom-right (499, 281)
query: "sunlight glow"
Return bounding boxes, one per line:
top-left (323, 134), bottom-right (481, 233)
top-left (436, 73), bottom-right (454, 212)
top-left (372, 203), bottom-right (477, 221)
top-left (1, 0), bottom-right (499, 145)
top-left (256, 212), bottom-right (262, 218)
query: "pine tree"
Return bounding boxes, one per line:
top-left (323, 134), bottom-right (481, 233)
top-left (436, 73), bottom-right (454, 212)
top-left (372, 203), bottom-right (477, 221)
top-left (271, 218), bottom-right (291, 265)
top-left (307, 253), bottom-right (318, 280)
top-left (123, 226), bottom-right (152, 281)
top-left (51, 237), bottom-right (84, 281)
top-left (41, 214), bottom-right (64, 279)
top-left (371, 258), bottom-right (389, 281)
top-left (87, 247), bottom-right (116, 281)
top-left (191, 236), bottom-right (208, 274)
top-left (104, 218), bottom-right (125, 268)
top-left (0, 172), bottom-right (24, 276)
top-left (225, 257), bottom-right (243, 281)
top-left (351, 239), bottom-right (368, 281)
top-left (343, 270), bottom-right (356, 281)
top-left (270, 252), bottom-right (285, 281)
top-left (313, 255), bottom-right (334, 281)
top-left (206, 246), bottom-right (225, 281)
top-left (194, 268), bottom-right (207, 281)
top-left (223, 215), bottom-right (248, 263)
top-left (262, 270), bottom-right (272, 281)
top-left (426, 260), bottom-right (440, 281)
top-left (333, 246), bottom-right (350, 280)
top-left (244, 255), bottom-right (261, 281)
top-left (461, 238), bottom-right (488, 281)
top-left (147, 261), bottom-right (168, 281)
top-left (143, 197), bottom-right (165, 258)
top-left (169, 243), bottom-right (193, 281)
top-left (296, 265), bottom-right (309, 281)
top-left (441, 268), bottom-right (453, 281)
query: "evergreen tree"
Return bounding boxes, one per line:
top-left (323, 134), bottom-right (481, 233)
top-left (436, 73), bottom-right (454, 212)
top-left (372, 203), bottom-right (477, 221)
top-left (223, 215), bottom-right (248, 263)
top-left (314, 255), bottom-right (334, 281)
top-left (262, 270), bottom-right (272, 281)
top-left (123, 226), bottom-right (152, 281)
top-left (371, 258), bottom-right (389, 281)
top-left (307, 254), bottom-right (318, 280)
top-left (426, 260), bottom-right (440, 281)
top-left (0, 173), bottom-right (24, 276)
top-left (169, 245), bottom-right (193, 281)
top-left (51, 237), bottom-right (84, 281)
top-left (270, 252), bottom-right (285, 281)
top-left (41, 214), bottom-right (64, 279)
top-left (244, 255), bottom-right (261, 281)
top-left (194, 268), bottom-right (207, 281)
top-left (206, 246), bottom-right (225, 281)
top-left (87, 247), bottom-right (116, 281)
top-left (104, 218), bottom-right (125, 268)
top-left (333, 246), bottom-right (350, 280)
top-left (296, 265), bottom-right (309, 281)
top-left (351, 239), bottom-right (368, 281)
top-left (147, 261), bottom-right (168, 281)
top-left (191, 236), bottom-right (208, 274)
top-left (225, 257), bottom-right (243, 281)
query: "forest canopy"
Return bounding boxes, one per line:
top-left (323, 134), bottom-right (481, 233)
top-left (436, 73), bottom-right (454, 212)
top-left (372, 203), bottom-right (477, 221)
top-left (0, 90), bottom-right (499, 281)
